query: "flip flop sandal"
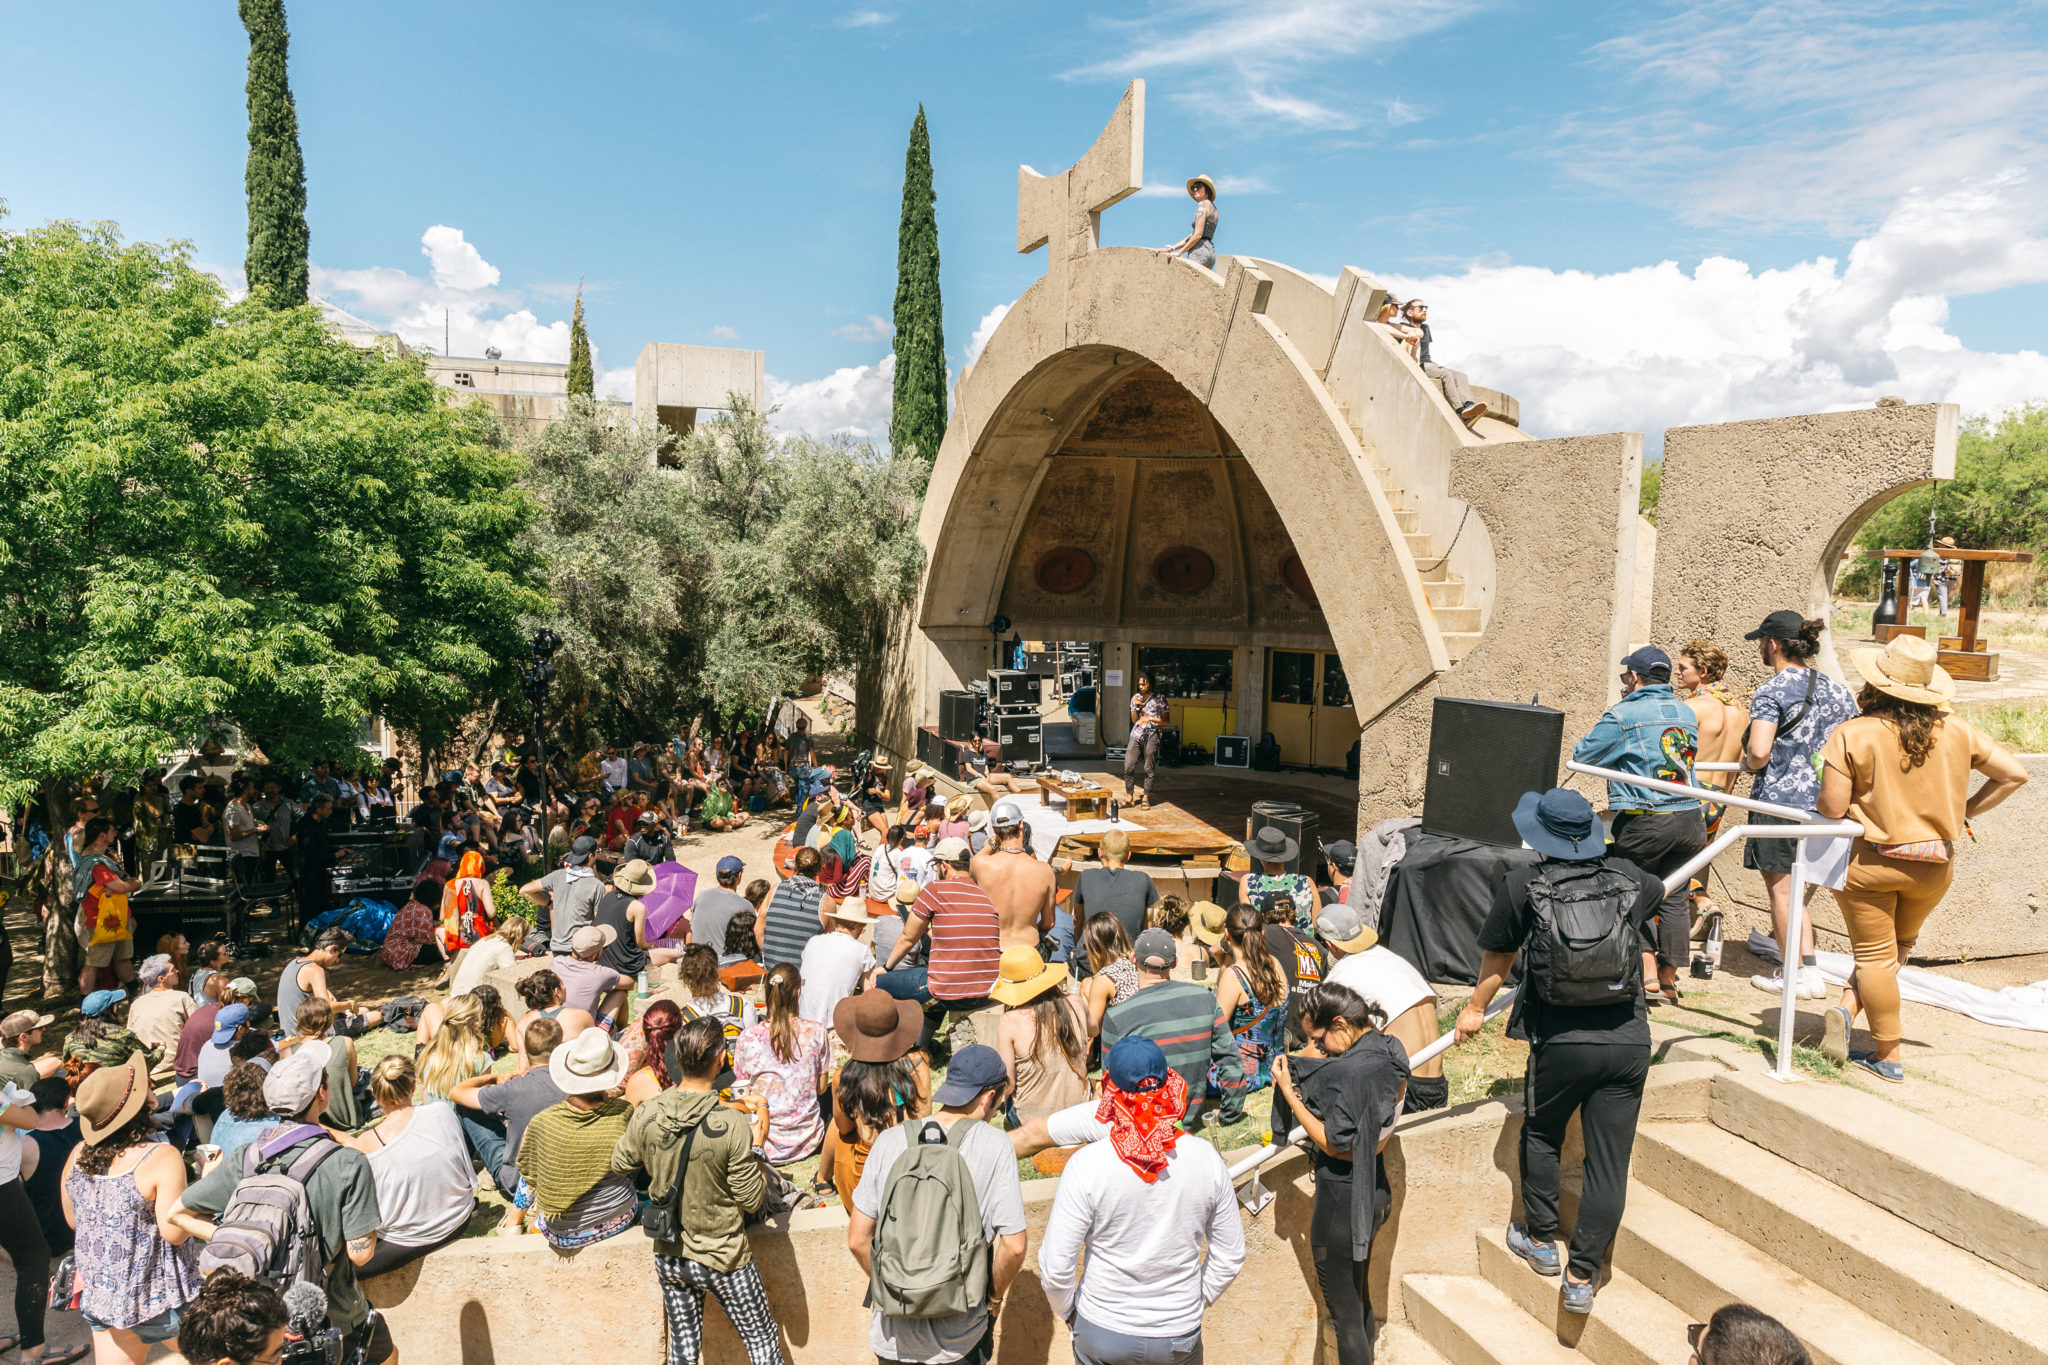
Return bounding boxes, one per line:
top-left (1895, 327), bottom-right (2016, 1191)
top-left (31, 1346), bottom-right (92, 1365)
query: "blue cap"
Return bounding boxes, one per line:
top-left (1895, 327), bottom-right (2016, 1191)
top-left (1105, 1036), bottom-right (1171, 1093)
top-left (1620, 646), bottom-right (1671, 681)
top-left (211, 1003), bottom-right (251, 1045)
top-left (716, 855), bottom-right (745, 875)
top-left (1511, 788), bottom-right (1608, 862)
top-left (930, 1045), bottom-right (1009, 1107)
top-left (81, 989), bottom-right (125, 1018)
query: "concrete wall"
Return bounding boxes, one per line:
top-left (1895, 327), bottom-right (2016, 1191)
top-left (632, 343), bottom-right (769, 433)
top-left (1650, 403), bottom-right (1957, 697)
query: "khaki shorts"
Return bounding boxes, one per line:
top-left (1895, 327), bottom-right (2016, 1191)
top-left (83, 934), bottom-right (136, 969)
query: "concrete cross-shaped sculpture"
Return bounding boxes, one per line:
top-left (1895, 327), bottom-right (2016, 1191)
top-left (1018, 79), bottom-right (1144, 294)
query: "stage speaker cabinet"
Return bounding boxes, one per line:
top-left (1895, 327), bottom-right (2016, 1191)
top-left (1157, 725), bottom-right (1181, 767)
top-left (1214, 734), bottom-right (1251, 768)
top-left (993, 709), bottom-right (1043, 763)
top-left (916, 726), bottom-right (946, 772)
top-left (1249, 800), bottom-right (1320, 877)
top-left (939, 690), bottom-right (979, 743)
top-left (988, 669), bottom-right (1043, 707)
top-left (1422, 696), bottom-right (1566, 847)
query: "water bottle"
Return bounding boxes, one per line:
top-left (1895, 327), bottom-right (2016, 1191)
top-left (636, 970), bottom-right (650, 998)
top-left (1108, 797), bottom-right (1120, 824)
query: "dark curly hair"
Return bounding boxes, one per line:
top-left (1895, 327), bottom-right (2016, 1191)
top-left (176, 1272), bottom-right (288, 1365)
top-left (77, 1111), bottom-right (158, 1176)
top-left (1856, 685), bottom-right (1945, 769)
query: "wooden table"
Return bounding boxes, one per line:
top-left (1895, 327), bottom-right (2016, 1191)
top-left (1867, 548), bottom-right (2035, 681)
top-left (1038, 774), bottom-right (1112, 820)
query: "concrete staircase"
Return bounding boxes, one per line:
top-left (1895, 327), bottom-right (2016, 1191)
top-left (1384, 1068), bottom-right (2048, 1365)
top-left (1342, 414), bottom-right (1484, 662)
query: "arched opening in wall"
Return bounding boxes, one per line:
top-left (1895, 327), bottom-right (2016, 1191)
top-left (990, 360), bottom-right (1364, 829)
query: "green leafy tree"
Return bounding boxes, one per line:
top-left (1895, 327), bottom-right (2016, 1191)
top-left (1638, 458), bottom-right (1661, 525)
top-left (890, 105), bottom-right (946, 473)
top-left (240, 0), bottom-right (310, 307)
top-left (566, 291), bottom-right (594, 397)
top-left (0, 216), bottom-right (542, 809)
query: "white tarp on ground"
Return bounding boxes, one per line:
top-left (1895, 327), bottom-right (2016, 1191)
top-left (982, 789), bottom-right (1143, 861)
top-left (1749, 931), bottom-right (2048, 1032)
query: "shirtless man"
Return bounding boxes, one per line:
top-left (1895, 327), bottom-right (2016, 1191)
top-left (970, 801), bottom-right (1056, 951)
top-left (1675, 639), bottom-right (1747, 922)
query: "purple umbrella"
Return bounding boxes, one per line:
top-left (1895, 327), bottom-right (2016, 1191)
top-left (641, 863), bottom-right (699, 942)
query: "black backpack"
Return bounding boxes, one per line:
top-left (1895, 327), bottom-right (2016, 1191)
top-left (1523, 862), bottom-right (1643, 1007)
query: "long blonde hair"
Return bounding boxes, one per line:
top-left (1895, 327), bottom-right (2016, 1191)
top-left (417, 994), bottom-right (491, 1101)
top-left (493, 916), bottom-right (529, 950)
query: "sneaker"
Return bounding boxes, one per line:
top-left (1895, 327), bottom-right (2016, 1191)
top-left (1798, 966), bottom-right (1828, 999)
top-left (1561, 1275), bottom-right (1597, 1315)
top-left (1506, 1221), bottom-right (1560, 1277)
top-left (1849, 1050), bottom-right (1905, 1084)
top-left (1821, 1005), bottom-right (1852, 1066)
top-left (1458, 401), bottom-right (1490, 426)
top-left (1749, 972), bottom-right (1789, 995)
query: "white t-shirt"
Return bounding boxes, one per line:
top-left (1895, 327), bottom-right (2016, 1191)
top-left (1328, 946), bottom-right (1434, 1022)
top-left (367, 1101), bottom-right (477, 1247)
top-left (450, 937), bottom-right (516, 998)
top-left (600, 757), bottom-right (628, 791)
top-left (866, 847), bottom-right (900, 901)
top-left (798, 932), bottom-right (875, 1026)
top-left (896, 845), bottom-right (935, 890)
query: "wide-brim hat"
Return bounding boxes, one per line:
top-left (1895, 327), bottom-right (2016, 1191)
top-left (870, 754), bottom-right (893, 771)
top-left (1850, 635), bottom-right (1956, 711)
top-left (988, 946), bottom-right (1068, 1006)
top-left (1186, 173), bottom-right (1218, 198)
top-left (77, 1049), bottom-right (152, 1142)
top-left (549, 1030), bottom-right (629, 1096)
top-left (1245, 826), bottom-right (1298, 865)
top-left (826, 902), bottom-right (872, 929)
top-left (1190, 900), bottom-right (1229, 945)
top-left (1936, 536), bottom-right (1958, 549)
top-left (834, 990), bottom-right (923, 1063)
top-left (895, 879), bottom-right (921, 905)
top-left (614, 858), bottom-right (657, 896)
top-left (945, 793), bottom-right (973, 820)
top-left (1512, 789), bottom-right (1607, 861)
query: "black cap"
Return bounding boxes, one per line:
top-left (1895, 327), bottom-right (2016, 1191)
top-left (1744, 610), bottom-right (1807, 642)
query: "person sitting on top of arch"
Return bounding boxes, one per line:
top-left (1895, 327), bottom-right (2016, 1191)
top-left (1156, 174), bottom-right (1219, 271)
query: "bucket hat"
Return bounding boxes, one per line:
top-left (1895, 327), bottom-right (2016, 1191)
top-left (549, 1029), bottom-right (629, 1096)
top-left (1511, 788), bottom-right (1607, 861)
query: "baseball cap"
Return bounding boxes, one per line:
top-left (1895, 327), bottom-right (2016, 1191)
top-left (1104, 1036), bottom-right (1171, 1093)
top-left (930, 1044), bottom-right (1010, 1107)
top-left (81, 989), bottom-right (124, 1018)
top-left (967, 809), bottom-right (991, 833)
top-left (635, 809), bottom-right (659, 825)
top-left (565, 835), bottom-right (599, 866)
top-left (932, 836), bottom-right (971, 864)
top-left (226, 977), bottom-right (258, 999)
top-left (262, 1040), bottom-right (332, 1115)
top-left (1322, 839), bottom-right (1357, 873)
top-left (991, 800), bottom-right (1024, 830)
top-left (1620, 646), bottom-right (1671, 680)
top-left (211, 1003), bottom-right (251, 1045)
top-left (1133, 928), bottom-right (1178, 970)
top-left (0, 1010), bottom-right (53, 1040)
top-left (1745, 609), bottom-right (1808, 642)
top-left (1314, 904), bottom-right (1378, 954)
top-left (716, 855), bottom-right (745, 876)
top-left (571, 924), bottom-right (618, 956)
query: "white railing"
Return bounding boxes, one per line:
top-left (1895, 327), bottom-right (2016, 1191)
top-left (1566, 759), bottom-right (1865, 1082)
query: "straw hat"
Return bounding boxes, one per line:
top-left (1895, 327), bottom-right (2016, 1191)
top-left (988, 946), bottom-right (1069, 1006)
top-left (613, 858), bottom-right (657, 896)
top-left (1190, 899), bottom-right (1230, 945)
top-left (1849, 634), bottom-right (1956, 711)
top-left (945, 792), bottom-right (973, 821)
top-left (1186, 173), bottom-right (1218, 199)
top-left (1936, 536), bottom-right (1958, 549)
top-left (76, 1050), bottom-right (152, 1143)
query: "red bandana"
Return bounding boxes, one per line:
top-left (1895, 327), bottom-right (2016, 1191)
top-left (1095, 1070), bottom-right (1189, 1183)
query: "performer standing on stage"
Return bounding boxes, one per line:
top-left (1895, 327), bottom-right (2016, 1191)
top-left (1125, 672), bottom-right (1170, 809)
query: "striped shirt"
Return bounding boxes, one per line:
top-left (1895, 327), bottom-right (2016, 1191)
top-left (762, 876), bottom-right (824, 971)
top-left (913, 878), bottom-right (1002, 1002)
top-left (1101, 981), bottom-right (1241, 1117)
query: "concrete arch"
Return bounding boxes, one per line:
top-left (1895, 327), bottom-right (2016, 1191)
top-left (913, 246), bottom-right (1447, 734)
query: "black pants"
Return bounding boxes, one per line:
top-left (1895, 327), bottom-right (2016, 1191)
top-left (1310, 1176), bottom-right (1374, 1365)
top-left (0, 1177), bottom-right (50, 1351)
top-left (1608, 809), bottom-right (1707, 969)
top-left (1123, 730), bottom-right (1160, 802)
top-left (1519, 1039), bottom-right (1650, 1282)
top-left (1404, 1074), bottom-right (1449, 1112)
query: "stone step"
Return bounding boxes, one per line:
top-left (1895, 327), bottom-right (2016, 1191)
top-left (1433, 605), bottom-right (1481, 633)
top-left (1474, 1227), bottom-right (1691, 1365)
top-left (1419, 558), bottom-right (1459, 584)
top-left (1405, 531), bottom-right (1435, 558)
top-left (1632, 1121), bottom-right (2048, 1365)
top-left (1424, 577), bottom-right (1466, 608)
top-left (1610, 1180), bottom-right (1952, 1365)
top-left (1377, 1322), bottom-right (1454, 1365)
top-left (1443, 631), bottom-right (1483, 662)
top-left (1395, 507), bottom-right (1421, 533)
top-left (1708, 1069), bottom-right (2048, 1291)
top-left (1404, 1274), bottom-right (1589, 1365)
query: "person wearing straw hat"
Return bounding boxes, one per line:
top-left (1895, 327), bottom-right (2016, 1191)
top-left (798, 903), bottom-right (879, 1028)
top-left (990, 947), bottom-right (1091, 1125)
top-left (1156, 174), bottom-right (1219, 270)
top-left (1815, 635), bottom-right (2028, 1081)
top-left (516, 1030), bottom-right (637, 1249)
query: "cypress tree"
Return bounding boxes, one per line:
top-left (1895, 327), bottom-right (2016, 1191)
top-left (890, 106), bottom-right (946, 470)
top-left (239, 0), bottom-right (309, 308)
top-left (566, 292), bottom-right (594, 397)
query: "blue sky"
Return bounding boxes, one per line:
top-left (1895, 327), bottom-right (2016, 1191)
top-left (6, 1), bottom-right (2048, 447)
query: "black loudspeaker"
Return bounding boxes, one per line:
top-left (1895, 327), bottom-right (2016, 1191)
top-left (988, 670), bottom-right (1042, 706)
top-left (1214, 734), bottom-right (1250, 768)
top-left (916, 726), bottom-right (946, 772)
top-left (1249, 800), bottom-right (1320, 876)
top-left (993, 710), bottom-right (1042, 763)
top-left (939, 690), bottom-right (979, 743)
top-left (1157, 725), bottom-right (1181, 767)
top-left (1422, 697), bottom-right (1566, 847)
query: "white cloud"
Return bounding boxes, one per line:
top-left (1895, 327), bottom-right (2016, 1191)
top-left (1135, 173), bottom-right (1274, 198)
top-left (1381, 177), bottom-right (2048, 446)
top-left (832, 314), bottom-right (894, 342)
top-left (595, 365), bottom-right (635, 403)
top-left (313, 224), bottom-right (584, 366)
top-left (1070, 0), bottom-right (1491, 128)
top-left (964, 302), bottom-right (1012, 366)
top-left (840, 9), bottom-right (892, 26)
top-left (706, 325), bottom-right (740, 340)
top-left (769, 352), bottom-right (896, 442)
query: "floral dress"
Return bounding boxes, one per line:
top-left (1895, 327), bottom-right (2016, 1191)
top-left (732, 1017), bottom-right (832, 1163)
top-left (66, 1151), bottom-right (203, 1331)
top-left (1215, 964), bottom-right (1289, 1094)
top-left (380, 897), bottom-right (439, 970)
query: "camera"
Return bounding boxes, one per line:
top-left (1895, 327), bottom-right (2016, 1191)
top-left (280, 1326), bottom-right (346, 1365)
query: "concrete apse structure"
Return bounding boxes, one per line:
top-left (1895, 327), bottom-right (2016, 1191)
top-left (873, 80), bottom-right (1959, 824)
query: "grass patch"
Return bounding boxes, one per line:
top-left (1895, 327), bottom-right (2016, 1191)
top-left (1655, 1014), bottom-right (1844, 1079)
top-left (1955, 700), bottom-right (2048, 752)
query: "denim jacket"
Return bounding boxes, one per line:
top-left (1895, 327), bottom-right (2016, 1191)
top-left (1570, 683), bottom-right (1701, 813)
